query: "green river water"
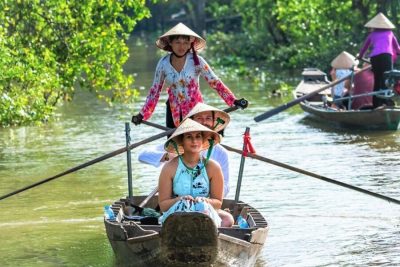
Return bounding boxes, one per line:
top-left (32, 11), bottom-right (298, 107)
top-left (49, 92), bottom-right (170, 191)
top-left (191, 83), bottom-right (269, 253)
top-left (0, 40), bottom-right (399, 267)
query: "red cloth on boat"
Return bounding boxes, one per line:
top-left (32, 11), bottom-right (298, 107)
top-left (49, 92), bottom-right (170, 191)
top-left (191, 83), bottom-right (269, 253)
top-left (351, 69), bottom-right (374, 109)
top-left (243, 132), bottom-right (256, 157)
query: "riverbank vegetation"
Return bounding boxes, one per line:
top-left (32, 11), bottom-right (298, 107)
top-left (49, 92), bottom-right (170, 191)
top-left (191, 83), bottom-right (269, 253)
top-left (204, 1), bottom-right (400, 74)
top-left (0, 0), bottom-right (149, 126)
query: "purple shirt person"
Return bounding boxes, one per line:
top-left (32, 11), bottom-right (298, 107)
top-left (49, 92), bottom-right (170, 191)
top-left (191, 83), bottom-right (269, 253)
top-left (358, 13), bottom-right (400, 108)
top-left (359, 30), bottom-right (400, 61)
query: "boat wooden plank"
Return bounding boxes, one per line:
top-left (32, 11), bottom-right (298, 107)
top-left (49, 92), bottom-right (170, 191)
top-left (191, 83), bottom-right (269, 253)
top-left (295, 80), bottom-right (331, 96)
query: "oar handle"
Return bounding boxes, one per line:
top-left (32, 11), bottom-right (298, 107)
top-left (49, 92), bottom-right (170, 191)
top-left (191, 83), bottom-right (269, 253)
top-left (224, 105), bottom-right (239, 113)
top-left (142, 121), bottom-right (169, 131)
top-left (358, 57), bottom-right (371, 64)
top-left (254, 65), bottom-right (372, 122)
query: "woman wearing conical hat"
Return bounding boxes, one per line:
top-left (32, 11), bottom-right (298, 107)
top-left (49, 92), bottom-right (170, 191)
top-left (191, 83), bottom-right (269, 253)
top-left (358, 12), bottom-right (400, 108)
top-left (158, 118), bottom-right (234, 227)
top-left (131, 23), bottom-right (248, 128)
top-left (329, 51), bottom-right (358, 109)
top-left (138, 102), bottom-right (232, 197)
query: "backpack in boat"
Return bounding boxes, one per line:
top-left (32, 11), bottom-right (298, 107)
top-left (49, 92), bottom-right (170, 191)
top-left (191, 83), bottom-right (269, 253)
top-left (123, 202), bottom-right (161, 225)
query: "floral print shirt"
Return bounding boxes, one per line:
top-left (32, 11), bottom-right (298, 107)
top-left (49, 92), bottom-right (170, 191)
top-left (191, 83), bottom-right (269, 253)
top-left (139, 53), bottom-right (236, 127)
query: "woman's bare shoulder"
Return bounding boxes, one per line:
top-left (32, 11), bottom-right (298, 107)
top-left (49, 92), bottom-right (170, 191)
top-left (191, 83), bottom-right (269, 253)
top-left (205, 159), bottom-right (221, 171)
top-left (161, 156), bottom-right (179, 173)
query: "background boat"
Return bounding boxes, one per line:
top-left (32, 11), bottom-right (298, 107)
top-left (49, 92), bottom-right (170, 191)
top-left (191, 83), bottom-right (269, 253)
top-left (294, 68), bottom-right (400, 130)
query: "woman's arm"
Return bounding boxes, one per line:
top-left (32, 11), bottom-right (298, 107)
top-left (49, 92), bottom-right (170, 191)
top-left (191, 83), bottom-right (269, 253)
top-left (359, 35), bottom-right (371, 59)
top-left (139, 57), bottom-right (167, 121)
top-left (204, 159), bottom-right (224, 209)
top-left (392, 35), bottom-right (400, 55)
top-left (158, 158), bottom-right (181, 212)
top-left (158, 160), bottom-right (177, 211)
top-left (211, 146), bottom-right (230, 197)
top-left (198, 56), bottom-right (236, 106)
top-left (138, 143), bottom-right (176, 167)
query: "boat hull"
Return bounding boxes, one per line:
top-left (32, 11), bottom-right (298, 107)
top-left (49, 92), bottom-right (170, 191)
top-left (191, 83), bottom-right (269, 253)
top-left (104, 196), bottom-right (268, 267)
top-left (299, 102), bottom-right (400, 130)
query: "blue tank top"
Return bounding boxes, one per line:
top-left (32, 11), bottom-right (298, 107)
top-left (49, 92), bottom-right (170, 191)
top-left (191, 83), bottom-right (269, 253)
top-left (173, 157), bottom-right (209, 198)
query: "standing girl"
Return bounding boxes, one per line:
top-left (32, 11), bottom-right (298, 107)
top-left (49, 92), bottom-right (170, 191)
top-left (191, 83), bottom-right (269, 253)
top-left (131, 23), bottom-right (247, 128)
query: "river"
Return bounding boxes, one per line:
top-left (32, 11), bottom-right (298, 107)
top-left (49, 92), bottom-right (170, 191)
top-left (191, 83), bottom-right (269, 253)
top-left (0, 39), bottom-right (399, 267)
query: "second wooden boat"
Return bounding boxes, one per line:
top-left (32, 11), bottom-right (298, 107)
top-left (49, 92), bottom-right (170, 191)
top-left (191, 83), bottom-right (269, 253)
top-left (294, 68), bottom-right (400, 130)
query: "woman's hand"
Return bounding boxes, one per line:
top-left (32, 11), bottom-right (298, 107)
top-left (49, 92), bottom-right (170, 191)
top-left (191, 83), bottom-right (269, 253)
top-left (131, 113), bottom-right (143, 125)
top-left (180, 195), bottom-right (194, 201)
top-left (194, 196), bottom-right (209, 203)
top-left (233, 98), bottom-right (248, 109)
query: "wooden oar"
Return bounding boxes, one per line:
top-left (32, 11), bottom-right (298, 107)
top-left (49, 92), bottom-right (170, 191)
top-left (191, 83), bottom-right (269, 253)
top-left (138, 186), bottom-right (159, 208)
top-left (222, 144), bottom-right (400, 205)
top-left (254, 65), bottom-right (372, 122)
top-left (0, 105), bottom-right (239, 201)
top-left (0, 128), bottom-right (175, 201)
top-left (140, 120), bottom-right (400, 205)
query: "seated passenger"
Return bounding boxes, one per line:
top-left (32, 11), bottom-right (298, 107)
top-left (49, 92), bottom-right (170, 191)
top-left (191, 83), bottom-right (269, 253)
top-left (350, 63), bottom-right (374, 109)
top-left (158, 118), bottom-right (234, 227)
top-left (139, 102), bottom-right (231, 197)
top-left (330, 51), bottom-right (358, 109)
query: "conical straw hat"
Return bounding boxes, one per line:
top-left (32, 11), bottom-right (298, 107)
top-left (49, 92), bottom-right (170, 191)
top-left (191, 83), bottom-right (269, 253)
top-left (164, 118), bottom-right (220, 154)
top-left (364, 13), bottom-right (395, 29)
top-left (156, 22), bottom-right (206, 52)
top-left (331, 51), bottom-right (358, 69)
top-left (183, 103), bottom-right (230, 132)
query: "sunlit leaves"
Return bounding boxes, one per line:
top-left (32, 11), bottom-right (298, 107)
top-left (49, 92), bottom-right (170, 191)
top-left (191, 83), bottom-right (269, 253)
top-left (208, 0), bottom-right (400, 71)
top-left (0, 0), bottom-right (149, 126)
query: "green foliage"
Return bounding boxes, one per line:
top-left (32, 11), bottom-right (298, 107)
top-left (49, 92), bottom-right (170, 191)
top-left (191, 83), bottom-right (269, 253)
top-left (207, 0), bottom-right (400, 73)
top-left (0, 0), bottom-right (150, 126)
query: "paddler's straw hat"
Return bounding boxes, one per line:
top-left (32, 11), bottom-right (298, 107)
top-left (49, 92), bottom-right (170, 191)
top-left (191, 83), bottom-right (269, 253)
top-left (156, 22), bottom-right (206, 52)
top-left (331, 51), bottom-right (358, 69)
top-left (364, 12), bottom-right (395, 29)
top-left (164, 118), bottom-right (220, 154)
top-left (183, 102), bottom-right (230, 133)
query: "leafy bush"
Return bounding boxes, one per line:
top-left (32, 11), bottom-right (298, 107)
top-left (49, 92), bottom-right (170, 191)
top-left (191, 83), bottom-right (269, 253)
top-left (0, 0), bottom-right (149, 126)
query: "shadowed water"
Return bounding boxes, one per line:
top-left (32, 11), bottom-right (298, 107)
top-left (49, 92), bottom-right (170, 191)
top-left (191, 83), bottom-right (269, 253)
top-left (0, 41), bottom-right (399, 267)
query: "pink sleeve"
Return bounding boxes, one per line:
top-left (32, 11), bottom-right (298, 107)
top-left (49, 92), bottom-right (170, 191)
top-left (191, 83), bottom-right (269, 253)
top-left (139, 60), bottom-right (165, 121)
top-left (199, 57), bottom-right (236, 106)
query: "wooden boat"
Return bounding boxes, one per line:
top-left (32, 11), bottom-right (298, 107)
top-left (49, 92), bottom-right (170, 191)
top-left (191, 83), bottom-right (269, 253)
top-left (104, 195), bottom-right (268, 267)
top-left (294, 68), bottom-right (400, 130)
